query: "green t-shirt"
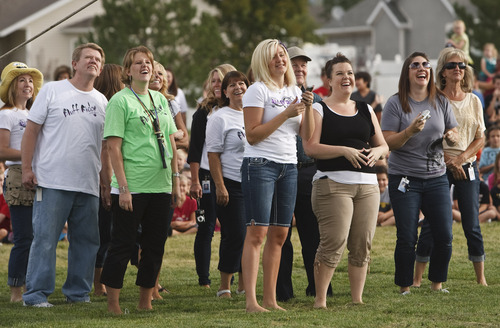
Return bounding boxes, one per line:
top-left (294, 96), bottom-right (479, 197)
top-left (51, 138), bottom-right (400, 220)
top-left (104, 88), bottom-right (177, 193)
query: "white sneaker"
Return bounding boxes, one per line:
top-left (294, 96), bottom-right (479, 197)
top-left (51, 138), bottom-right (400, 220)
top-left (23, 301), bottom-right (54, 308)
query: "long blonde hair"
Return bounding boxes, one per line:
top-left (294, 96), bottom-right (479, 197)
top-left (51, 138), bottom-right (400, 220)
top-left (251, 39), bottom-right (296, 91)
top-left (200, 63), bottom-right (236, 112)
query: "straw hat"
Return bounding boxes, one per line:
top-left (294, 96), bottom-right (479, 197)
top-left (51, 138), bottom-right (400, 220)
top-left (0, 62), bottom-right (43, 103)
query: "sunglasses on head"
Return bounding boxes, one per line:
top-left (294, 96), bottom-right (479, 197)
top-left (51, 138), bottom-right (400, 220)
top-left (409, 61), bottom-right (431, 69)
top-left (444, 62), bottom-right (467, 70)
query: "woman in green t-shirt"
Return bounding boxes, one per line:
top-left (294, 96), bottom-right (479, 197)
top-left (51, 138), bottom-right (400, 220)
top-left (100, 46), bottom-right (180, 315)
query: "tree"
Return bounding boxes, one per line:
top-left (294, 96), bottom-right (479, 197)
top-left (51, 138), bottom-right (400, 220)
top-left (205, 0), bottom-right (323, 72)
top-left (83, 0), bottom-right (225, 104)
top-left (454, 0), bottom-right (500, 69)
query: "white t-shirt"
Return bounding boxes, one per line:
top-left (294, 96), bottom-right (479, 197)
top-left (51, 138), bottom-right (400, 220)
top-left (28, 80), bottom-right (108, 197)
top-left (206, 106), bottom-right (245, 182)
top-left (0, 108), bottom-right (28, 166)
top-left (242, 81), bottom-right (302, 164)
top-left (175, 88), bottom-right (188, 113)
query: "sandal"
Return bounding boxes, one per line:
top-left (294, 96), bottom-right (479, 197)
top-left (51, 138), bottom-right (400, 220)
top-left (216, 289), bottom-right (231, 298)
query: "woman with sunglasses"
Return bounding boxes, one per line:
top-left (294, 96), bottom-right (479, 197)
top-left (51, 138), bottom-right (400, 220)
top-left (413, 48), bottom-right (487, 287)
top-left (100, 46), bottom-right (180, 314)
top-left (381, 52), bottom-right (458, 295)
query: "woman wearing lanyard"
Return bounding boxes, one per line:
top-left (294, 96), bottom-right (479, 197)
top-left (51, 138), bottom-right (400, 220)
top-left (100, 46), bottom-right (180, 314)
top-left (381, 52), bottom-right (458, 295)
top-left (414, 47), bottom-right (487, 287)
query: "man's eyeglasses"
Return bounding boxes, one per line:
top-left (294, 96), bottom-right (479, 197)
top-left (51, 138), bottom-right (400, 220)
top-left (444, 62), bottom-right (467, 70)
top-left (409, 61), bottom-right (432, 69)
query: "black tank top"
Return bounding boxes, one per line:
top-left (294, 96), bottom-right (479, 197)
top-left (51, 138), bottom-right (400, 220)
top-left (316, 100), bottom-right (376, 174)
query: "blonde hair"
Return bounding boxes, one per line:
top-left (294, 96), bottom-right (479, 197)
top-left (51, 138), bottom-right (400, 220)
top-left (153, 61), bottom-right (174, 101)
top-left (483, 43), bottom-right (498, 58)
top-left (436, 47), bottom-right (473, 92)
top-left (72, 43), bottom-right (105, 74)
top-left (1, 75), bottom-right (36, 110)
top-left (200, 63), bottom-right (236, 112)
top-left (251, 39), bottom-right (296, 90)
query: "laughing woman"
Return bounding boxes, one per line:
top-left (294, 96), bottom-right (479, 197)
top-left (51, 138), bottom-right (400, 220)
top-left (381, 52), bottom-right (458, 295)
top-left (100, 46), bottom-right (180, 314)
top-left (414, 47), bottom-right (487, 287)
top-left (304, 53), bottom-right (388, 308)
top-left (206, 71), bottom-right (249, 298)
top-left (0, 62), bottom-right (43, 302)
top-left (241, 39), bottom-right (314, 312)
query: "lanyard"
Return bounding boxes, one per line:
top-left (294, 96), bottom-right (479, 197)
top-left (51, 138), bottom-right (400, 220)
top-left (129, 87), bottom-right (168, 168)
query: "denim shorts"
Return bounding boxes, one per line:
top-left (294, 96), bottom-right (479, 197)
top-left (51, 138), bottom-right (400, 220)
top-left (241, 157), bottom-right (297, 227)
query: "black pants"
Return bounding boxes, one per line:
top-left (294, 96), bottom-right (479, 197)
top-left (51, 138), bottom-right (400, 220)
top-left (95, 198), bottom-right (112, 268)
top-left (217, 178), bottom-right (246, 273)
top-left (193, 168), bottom-right (217, 286)
top-left (277, 165), bottom-right (332, 301)
top-left (101, 193), bottom-right (170, 289)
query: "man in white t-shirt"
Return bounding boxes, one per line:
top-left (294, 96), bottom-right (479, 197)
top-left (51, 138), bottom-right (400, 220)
top-left (21, 43), bottom-right (109, 307)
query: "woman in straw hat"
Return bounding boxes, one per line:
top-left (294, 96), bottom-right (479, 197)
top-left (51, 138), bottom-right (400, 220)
top-left (0, 62), bottom-right (43, 302)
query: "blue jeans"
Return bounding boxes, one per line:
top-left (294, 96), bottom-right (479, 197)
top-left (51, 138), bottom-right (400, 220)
top-left (416, 164), bottom-right (485, 262)
top-left (389, 174), bottom-right (453, 287)
top-left (7, 205), bottom-right (33, 287)
top-left (217, 178), bottom-right (246, 273)
top-left (241, 157), bottom-right (298, 227)
top-left (193, 168), bottom-right (217, 286)
top-left (23, 188), bottom-right (99, 305)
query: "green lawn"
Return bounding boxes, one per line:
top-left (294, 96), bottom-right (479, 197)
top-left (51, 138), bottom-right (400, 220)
top-left (1, 222), bottom-right (499, 328)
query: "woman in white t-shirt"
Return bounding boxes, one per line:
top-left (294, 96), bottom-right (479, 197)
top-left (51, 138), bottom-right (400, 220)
top-left (206, 71), bottom-right (249, 298)
top-left (0, 62), bottom-right (43, 302)
top-left (240, 39), bottom-right (314, 312)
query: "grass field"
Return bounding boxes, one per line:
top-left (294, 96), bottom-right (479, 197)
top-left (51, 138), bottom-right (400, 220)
top-left (1, 222), bottom-right (499, 328)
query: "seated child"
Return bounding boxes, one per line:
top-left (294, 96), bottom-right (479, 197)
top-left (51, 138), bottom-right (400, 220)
top-left (479, 126), bottom-right (500, 185)
top-left (171, 175), bottom-right (198, 236)
top-left (376, 165), bottom-right (395, 226)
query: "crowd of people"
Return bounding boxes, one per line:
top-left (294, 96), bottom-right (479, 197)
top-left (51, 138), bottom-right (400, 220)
top-left (0, 29), bottom-right (499, 314)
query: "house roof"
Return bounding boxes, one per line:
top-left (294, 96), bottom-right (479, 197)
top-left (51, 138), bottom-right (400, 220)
top-left (0, 0), bottom-right (72, 37)
top-left (366, 1), bottom-right (410, 28)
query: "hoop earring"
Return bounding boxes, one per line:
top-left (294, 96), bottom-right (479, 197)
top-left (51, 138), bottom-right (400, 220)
top-left (441, 77), bottom-right (446, 86)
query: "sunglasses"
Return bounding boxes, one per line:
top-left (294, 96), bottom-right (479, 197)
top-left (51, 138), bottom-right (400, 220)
top-left (409, 61), bottom-right (432, 69)
top-left (444, 62), bottom-right (467, 70)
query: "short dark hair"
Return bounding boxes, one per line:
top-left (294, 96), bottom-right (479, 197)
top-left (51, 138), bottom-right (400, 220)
top-left (219, 71), bottom-right (250, 107)
top-left (355, 71), bottom-right (372, 88)
top-left (324, 53), bottom-right (351, 79)
top-left (375, 165), bottom-right (388, 175)
top-left (487, 125), bottom-right (500, 139)
top-left (493, 74), bottom-right (500, 84)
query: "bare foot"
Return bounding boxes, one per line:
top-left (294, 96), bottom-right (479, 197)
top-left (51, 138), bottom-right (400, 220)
top-left (477, 278), bottom-right (488, 286)
top-left (10, 287), bottom-right (23, 302)
top-left (313, 301), bottom-right (327, 309)
top-left (137, 304), bottom-right (153, 311)
top-left (263, 302), bottom-right (286, 311)
top-left (94, 287), bottom-right (107, 297)
top-left (107, 305), bottom-right (123, 315)
top-left (246, 304), bottom-right (270, 313)
top-left (152, 292), bottom-right (163, 300)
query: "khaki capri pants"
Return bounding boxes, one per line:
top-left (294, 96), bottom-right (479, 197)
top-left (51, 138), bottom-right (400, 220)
top-left (311, 178), bottom-right (379, 268)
